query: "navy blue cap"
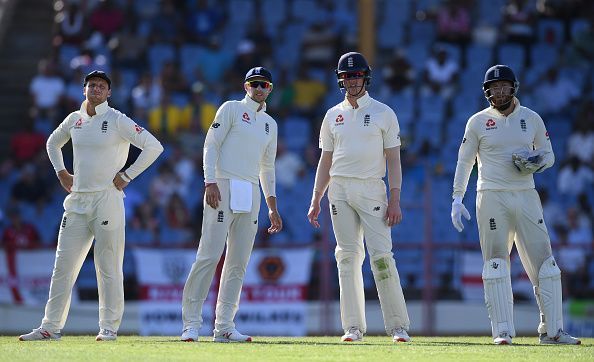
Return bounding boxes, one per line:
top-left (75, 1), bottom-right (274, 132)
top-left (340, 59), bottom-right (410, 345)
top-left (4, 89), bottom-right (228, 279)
top-left (84, 70), bottom-right (111, 88)
top-left (245, 67), bottom-right (272, 83)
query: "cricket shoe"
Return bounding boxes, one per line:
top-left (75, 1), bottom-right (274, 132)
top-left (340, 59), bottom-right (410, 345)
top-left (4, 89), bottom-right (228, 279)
top-left (213, 329), bottom-right (252, 343)
top-left (18, 327), bottom-right (61, 341)
top-left (392, 327), bottom-right (411, 342)
top-left (96, 329), bottom-right (117, 341)
top-left (539, 330), bottom-right (581, 345)
top-left (341, 327), bottom-right (363, 342)
top-left (494, 332), bottom-right (512, 345)
top-left (181, 327), bottom-right (200, 342)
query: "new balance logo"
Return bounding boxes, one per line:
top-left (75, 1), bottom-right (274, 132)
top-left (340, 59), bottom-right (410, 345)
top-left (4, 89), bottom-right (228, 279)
top-left (40, 330), bottom-right (51, 339)
top-left (253, 220), bottom-right (257, 225)
top-left (538, 219), bottom-right (543, 224)
top-left (492, 262), bottom-right (499, 269)
top-left (101, 220), bottom-right (109, 225)
top-left (217, 211), bottom-right (224, 223)
top-left (331, 204), bottom-right (337, 216)
top-left (489, 218), bottom-right (497, 230)
top-left (373, 206), bottom-right (380, 211)
top-left (101, 121), bottom-right (108, 133)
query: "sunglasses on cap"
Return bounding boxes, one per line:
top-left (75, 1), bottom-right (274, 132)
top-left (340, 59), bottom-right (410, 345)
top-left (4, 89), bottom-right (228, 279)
top-left (246, 80), bottom-right (272, 89)
top-left (338, 71), bottom-right (366, 80)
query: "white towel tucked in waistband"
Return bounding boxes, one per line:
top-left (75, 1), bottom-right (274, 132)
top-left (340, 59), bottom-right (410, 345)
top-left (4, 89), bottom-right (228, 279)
top-left (230, 179), bottom-right (252, 213)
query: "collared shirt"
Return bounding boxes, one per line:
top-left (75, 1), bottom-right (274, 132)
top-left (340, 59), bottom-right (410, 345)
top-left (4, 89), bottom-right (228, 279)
top-left (453, 99), bottom-right (555, 197)
top-left (203, 95), bottom-right (278, 197)
top-left (319, 93), bottom-right (401, 179)
top-left (47, 100), bottom-right (163, 192)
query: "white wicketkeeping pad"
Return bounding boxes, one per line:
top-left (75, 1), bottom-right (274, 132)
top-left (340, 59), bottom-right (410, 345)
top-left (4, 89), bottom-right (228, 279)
top-left (230, 179), bottom-right (252, 213)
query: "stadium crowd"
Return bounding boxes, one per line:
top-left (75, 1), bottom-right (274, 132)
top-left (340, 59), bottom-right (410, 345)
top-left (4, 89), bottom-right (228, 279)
top-left (1, 0), bottom-right (593, 301)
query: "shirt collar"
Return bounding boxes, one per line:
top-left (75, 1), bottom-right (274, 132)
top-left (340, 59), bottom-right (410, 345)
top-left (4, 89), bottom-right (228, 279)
top-left (242, 95), bottom-right (266, 112)
top-left (80, 100), bottom-right (109, 118)
top-left (341, 92), bottom-right (371, 109)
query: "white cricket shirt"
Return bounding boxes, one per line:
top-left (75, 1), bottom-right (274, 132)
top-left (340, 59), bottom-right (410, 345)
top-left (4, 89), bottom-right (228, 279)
top-left (203, 95), bottom-right (278, 197)
top-left (47, 101), bottom-right (164, 192)
top-left (453, 99), bottom-right (555, 198)
top-left (319, 93), bottom-right (401, 179)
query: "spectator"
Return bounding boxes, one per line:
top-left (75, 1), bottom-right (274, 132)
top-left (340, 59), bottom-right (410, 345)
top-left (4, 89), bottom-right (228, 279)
top-left (184, 0), bottom-right (226, 45)
top-left (150, 162), bottom-right (185, 207)
top-left (10, 118), bottom-right (46, 165)
top-left (1, 206), bottom-right (40, 249)
top-left (502, 0), bottom-right (536, 44)
top-left (538, 188), bottom-right (565, 231)
top-left (131, 72), bottom-right (161, 120)
top-left (292, 66), bottom-right (327, 118)
top-left (29, 59), bottom-right (65, 123)
top-left (533, 68), bottom-right (580, 116)
top-left (436, 0), bottom-right (472, 47)
top-left (381, 49), bottom-right (416, 96)
top-left (147, 92), bottom-right (191, 141)
top-left (301, 21), bottom-right (339, 69)
top-left (422, 47), bottom-right (459, 99)
top-left (165, 193), bottom-right (191, 229)
top-left (10, 164), bottom-right (49, 205)
top-left (149, 0), bottom-right (183, 44)
top-left (275, 139), bottom-right (305, 189)
top-left (54, 2), bottom-right (86, 46)
top-left (566, 207), bottom-right (593, 246)
top-left (557, 156), bottom-right (594, 196)
top-left (89, 0), bottom-right (124, 40)
top-left (567, 111), bottom-right (594, 167)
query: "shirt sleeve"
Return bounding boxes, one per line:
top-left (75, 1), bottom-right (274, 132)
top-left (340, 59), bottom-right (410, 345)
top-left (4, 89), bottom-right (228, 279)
top-left (533, 113), bottom-right (555, 172)
top-left (452, 119), bottom-right (479, 198)
top-left (116, 114), bottom-right (164, 180)
top-left (203, 101), bottom-right (233, 183)
top-left (383, 107), bottom-right (401, 149)
top-left (46, 114), bottom-right (74, 173)
top-left (319, 111), bottom-right (333, 151)
top-left (259, 121), bottom-right (277, 198)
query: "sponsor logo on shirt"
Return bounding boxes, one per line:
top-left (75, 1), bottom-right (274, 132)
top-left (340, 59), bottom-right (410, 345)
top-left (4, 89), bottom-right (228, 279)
top-left (364, 114), bottom-right (370, 126)
top-left (545, 131), bottom-right (550, 140)
top-left (462, 137), bottom-right (466, 144)
top-left (335, 114), bottom-right (344, 125)
top-left (489, 218), bottom-right (497, 230)
top-left (101, 121), bottom-right (108, 133)
top-left (265, 122), bottom-right (269, 135)
top-left (486, 119), bottom-right (497, 130)
top-left (134, 124), bottom-right (144, 134)
top-left (212, 122), bottom-right (220, 128)
top-left (74, 118), bottom-right (83, 129)
top-left (520, 119), bottom-right (526, 132)
top-left (242, 112), bottom-right (251, 124)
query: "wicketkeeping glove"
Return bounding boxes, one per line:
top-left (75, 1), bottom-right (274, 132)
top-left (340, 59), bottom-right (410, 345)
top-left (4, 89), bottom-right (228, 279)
top-left (451, 199), bottom-right (471, 232)
top-left (512, 149), bottom-right (548, 175)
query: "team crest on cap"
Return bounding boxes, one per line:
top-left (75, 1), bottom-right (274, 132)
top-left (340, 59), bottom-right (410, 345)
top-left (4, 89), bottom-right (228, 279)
top-left (347, 57), bottom-right (354, 67)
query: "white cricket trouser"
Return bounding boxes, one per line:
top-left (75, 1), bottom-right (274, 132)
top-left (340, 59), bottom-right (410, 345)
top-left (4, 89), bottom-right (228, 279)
top-left (328, 176), bottom-right (410, 335)
top-left (477, 189), bottom-right (553, 284)
top-left (182, 178), bottom-right (260, 334)
top-left (41, 187), bottom-right (125, 332)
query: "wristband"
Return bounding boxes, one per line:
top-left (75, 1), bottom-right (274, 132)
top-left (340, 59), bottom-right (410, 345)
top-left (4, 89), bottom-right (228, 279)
top-left (121, 172), bottom-right (132, 183)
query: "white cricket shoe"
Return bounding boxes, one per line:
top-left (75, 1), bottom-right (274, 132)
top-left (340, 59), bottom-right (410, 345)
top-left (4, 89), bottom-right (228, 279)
top-left (96, 329), bottom-right (117, 341)
top-left (494, 332), bottom-right (512, 345)
top-left (341, 327), bottom-right (363, 342)
top-left (213, 329), bottom-right (252, 343)
top-left (181, 327), bottom-right (200, 342)
top-left (392, 327), bottom-right (411, 342)
top-left (18, 327), bottom-right (61, 341)
top-left (539, 330), bottom-right (581, 345)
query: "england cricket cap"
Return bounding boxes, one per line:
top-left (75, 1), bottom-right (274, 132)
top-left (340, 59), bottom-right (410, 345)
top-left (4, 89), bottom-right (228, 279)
top-left (84, 70), bottom-right (111, 89)
top-left (245, 67), bottom-right (273, 83)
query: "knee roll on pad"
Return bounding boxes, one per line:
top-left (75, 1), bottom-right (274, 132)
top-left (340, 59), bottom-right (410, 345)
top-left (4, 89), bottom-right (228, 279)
top-left (482, 258), bottom-right (515, 338)
top-left (536, 256), bottom-right (563, 337)
top-left (335, 251), bottom-right (364, 274)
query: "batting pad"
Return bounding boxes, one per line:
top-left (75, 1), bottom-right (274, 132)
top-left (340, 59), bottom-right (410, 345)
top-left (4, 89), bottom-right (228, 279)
top-left (370, 254), bottom-right (410, 333)
top-left (535, 256), bottom-right (563, 337)
top-left (482, 258), bottom-right (515, 338)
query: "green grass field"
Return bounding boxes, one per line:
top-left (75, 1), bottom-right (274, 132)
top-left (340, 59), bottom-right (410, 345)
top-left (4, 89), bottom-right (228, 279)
top-left (2, 336), bottom-right (592, 361)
